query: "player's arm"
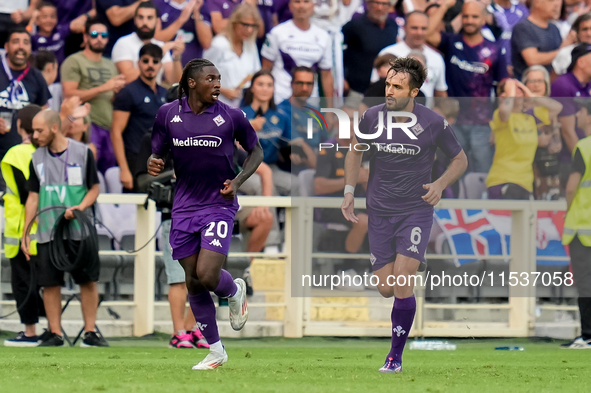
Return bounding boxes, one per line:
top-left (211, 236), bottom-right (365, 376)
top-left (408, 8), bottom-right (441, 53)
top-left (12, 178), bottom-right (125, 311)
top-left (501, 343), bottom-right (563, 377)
top-left (423, 149), bottom-right (467, 206)
top-left (232, 140), bottom-right (264, 190)
top-left (341, 133), bottom-right (364, 223)
top-left (149, 107), bottom-right (171, 176)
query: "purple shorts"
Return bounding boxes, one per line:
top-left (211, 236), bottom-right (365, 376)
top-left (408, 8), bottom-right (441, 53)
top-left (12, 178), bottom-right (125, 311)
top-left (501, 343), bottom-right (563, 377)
top-left (169, 210), bottom-right (235, 260)
top-left (368, 211), bottom-right (433, 271)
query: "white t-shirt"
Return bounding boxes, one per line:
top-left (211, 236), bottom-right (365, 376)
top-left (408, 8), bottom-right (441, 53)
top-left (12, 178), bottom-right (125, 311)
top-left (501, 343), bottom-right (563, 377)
top-left (378, 41), bottom-right (448, 98)
top-left (261, 20), bottom-right (333, 103)
top-left (203, 34), bottom-right (261, 107)
top-left (0, 0), bottom-right (28, 15)
top-left (552, 43), bottom-right (575, 76)
top-left (110, 32), bottom-right (173, 83)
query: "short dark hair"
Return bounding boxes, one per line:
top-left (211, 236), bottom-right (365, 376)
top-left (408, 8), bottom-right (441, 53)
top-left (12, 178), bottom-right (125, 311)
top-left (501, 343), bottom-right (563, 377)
top-left (17, 104), bottom-right (43, 135)
top-left (291, 66), bottom-right (314, 80)
top-left (85, 17), bottom-right (106, 34)
top-left (387, 57), bottom-right (428, 91)
top-left (37, 1), bottom-right (57, 10)
top-left (7, 27), bottom-right (31, 42)
top-left (33, 50), bottom-right (57, 71)
top-left (135, 0), bottom-right (158, 17)
top-left (178, 58), bottom-right (216, 100)
top-left (573, 13), bottom-right (591, 34)
top-left (139, 43), bottom-right (163, 60)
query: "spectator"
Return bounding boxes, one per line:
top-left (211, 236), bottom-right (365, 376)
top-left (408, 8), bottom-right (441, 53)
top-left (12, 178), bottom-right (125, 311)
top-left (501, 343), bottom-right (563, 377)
top-left (1, 104), bottom-right (44, 347)
top-left (553, 13), bottom-right (591, 76)
top-left (111, 0), bottom-right (183, 84)
top-left (0, 0), bottom-right (38, 47)
top-left (203, 3), bottom-right (262, 107)
top-left (209, 0), bottom-right (263, 36)
top-left (342, 0), bottom-right (398, 99)
top-left (511, 0), bottom-right (563, 80)
top-left (0, 27), bottom-right (50, 169)
top-left (262, 0), bottom-right (334, 104)
top-left (522, 65), bottom-right (562, 200)
top-left (153, 0), bottom-right (213, 66)
top-left (31, 2), bottom-right (87, 67)
top-left (242, 70), bottom-right (297, 195)
top-left (111, 43), bottom-right (167, 191)
top-left (97, 0), bottom-right (149, 55)
top-left (487, 78), bottom-right (562, 199)
top-left (314, 105), bottom-right (369, 254)
top-left (427, 0), bottom-right (507, 174)
top-left (490, 0), bottom-right (529, 74)
top-left (61, 18), bottom-right (126, 174)
top-left (33, 50), bottom-right (62, 112)
top-left (551, 43), bottom-right (591, 192)
top-left (379, 11), bottom-right (447, 99)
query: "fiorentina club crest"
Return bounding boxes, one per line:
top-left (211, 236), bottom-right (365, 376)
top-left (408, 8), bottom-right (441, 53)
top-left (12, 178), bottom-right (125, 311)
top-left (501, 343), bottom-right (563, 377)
top-left (213, 115), bottom-right (225, 127)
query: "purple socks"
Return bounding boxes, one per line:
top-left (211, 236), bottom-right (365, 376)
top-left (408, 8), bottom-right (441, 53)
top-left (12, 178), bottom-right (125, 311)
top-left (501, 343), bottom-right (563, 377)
top-left (188, 292), bottom-right (219, 345)
top-left (214, 269), bottom-right (237, 298)
top-left (388, 295), bottom-right (416, 362)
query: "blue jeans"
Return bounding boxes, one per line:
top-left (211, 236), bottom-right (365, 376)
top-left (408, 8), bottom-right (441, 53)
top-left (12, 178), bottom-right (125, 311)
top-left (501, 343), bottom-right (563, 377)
top-left (454, 124), bottom-right (494, 174)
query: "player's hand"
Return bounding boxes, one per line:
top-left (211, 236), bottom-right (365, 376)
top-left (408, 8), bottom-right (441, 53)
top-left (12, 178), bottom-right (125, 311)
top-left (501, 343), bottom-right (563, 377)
top-left (341, 193), bottom-right (358, 223)
top-left (148, 155), bottom-right (165, 176)
top-left (250, 116), bottom-right (266, 131)
top-left (120, 168), bottom-right (134, 190)
top-left (422, 182), bottom-right (444, 206)
top-left (64, 206), bottom-right (81, 220)
top-left (220, 179), bottom-right (237, 200)
top-left (21, 234), bottom-right (31, 261)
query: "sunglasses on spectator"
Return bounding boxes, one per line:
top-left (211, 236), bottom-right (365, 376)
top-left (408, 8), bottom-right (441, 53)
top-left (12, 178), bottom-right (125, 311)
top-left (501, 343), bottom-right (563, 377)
top-left (293, 81), bottom-right (314, 86)
top-left (141, 57), bottom-right (161, 64)
top-left (238, 22), bottom-right (259, 29)
top-left (89, 31), bottom-right (109, 39)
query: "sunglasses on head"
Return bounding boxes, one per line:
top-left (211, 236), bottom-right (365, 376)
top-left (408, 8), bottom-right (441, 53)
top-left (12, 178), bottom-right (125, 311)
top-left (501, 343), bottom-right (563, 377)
top-left (141, 57), bottom-right (160, 64)
top-left (89, 31), bottom-right (109, 39)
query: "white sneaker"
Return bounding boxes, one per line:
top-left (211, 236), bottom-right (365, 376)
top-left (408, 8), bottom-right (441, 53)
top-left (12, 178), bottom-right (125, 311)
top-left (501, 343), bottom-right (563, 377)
top-left (192, 349), bottom-right (228, 370)
top-left (228, 278), bottom-right (248, 330)
top-left (561, 337), bottom-right (591, 349)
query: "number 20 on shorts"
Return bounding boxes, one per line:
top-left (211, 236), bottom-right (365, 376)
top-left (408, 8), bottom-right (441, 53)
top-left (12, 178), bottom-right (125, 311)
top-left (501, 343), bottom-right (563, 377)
top-left (204, 221), bottom-right (229, 238)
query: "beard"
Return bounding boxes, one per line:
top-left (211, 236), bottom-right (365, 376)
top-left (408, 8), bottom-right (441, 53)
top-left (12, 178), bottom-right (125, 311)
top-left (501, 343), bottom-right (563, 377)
top-left (385, 95), bottom-right (413, 111)
top-left (136, 27), bottom-right (155, 40)
top-left (88, 42), bottom-right (105, 54)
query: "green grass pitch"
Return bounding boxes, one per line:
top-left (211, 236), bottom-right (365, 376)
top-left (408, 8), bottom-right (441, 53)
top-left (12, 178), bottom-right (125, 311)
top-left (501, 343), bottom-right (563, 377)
top-left (0, 334), bottom-right (588, 393)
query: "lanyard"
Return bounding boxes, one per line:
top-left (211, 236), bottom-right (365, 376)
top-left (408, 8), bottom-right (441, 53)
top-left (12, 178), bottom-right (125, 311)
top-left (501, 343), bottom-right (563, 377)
top-left (1, 52), bottom-right (30, 106)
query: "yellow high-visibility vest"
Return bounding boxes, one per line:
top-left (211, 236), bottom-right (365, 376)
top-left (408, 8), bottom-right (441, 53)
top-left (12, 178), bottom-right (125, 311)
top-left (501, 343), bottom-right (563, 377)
top-left (563, 136), bottom-right (591, 246)
top-left (1, 143), bottom-right (37, 258)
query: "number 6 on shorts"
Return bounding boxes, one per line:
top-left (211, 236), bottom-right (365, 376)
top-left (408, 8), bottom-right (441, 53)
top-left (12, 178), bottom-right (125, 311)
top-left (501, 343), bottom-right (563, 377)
top-left (410, 227), bottom-right (421, 245)
top-left (204, 221), bottom-right (229, 238)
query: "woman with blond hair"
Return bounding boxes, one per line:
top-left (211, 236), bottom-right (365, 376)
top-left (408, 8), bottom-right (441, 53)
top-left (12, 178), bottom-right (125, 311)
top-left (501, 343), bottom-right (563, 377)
top-left (203, 3), bottom-right (262, 107)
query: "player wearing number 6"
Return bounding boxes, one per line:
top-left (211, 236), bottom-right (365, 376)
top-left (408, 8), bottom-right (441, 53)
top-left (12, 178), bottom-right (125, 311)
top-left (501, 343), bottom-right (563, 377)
top-left (148, 59), bottom-right (263, 370)
top-left (341, 57), bottom-right (467, 373)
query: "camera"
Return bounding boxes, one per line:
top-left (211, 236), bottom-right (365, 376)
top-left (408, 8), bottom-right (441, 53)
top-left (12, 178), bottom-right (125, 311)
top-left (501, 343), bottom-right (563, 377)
top-left (146, 171), bottom-right (176, 212)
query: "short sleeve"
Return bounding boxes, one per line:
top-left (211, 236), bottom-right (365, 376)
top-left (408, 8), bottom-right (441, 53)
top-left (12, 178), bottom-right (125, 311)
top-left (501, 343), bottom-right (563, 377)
top-left (113, 86), bottom-right (134, 112)
top-left (533, 106), bottom-right (551, 126)
top-left (60, 56), bottom-right (82, 83)
top-left (152, 105), bottom-right (170, 156)
top-left (85, 149), bottom-right (100, 187)
top-left (314, 150), bottom-right (333, 179)
top-left (26, 161), bottom-right (40, 193)
top-left (319, 33), bottom-right (333, 70)
top-left (572, 147), bottom-right (586, 175)
top-left (435, 118), bottom-right (463, 159)
top-left (260, 29), bottom-right (279, 62)
top-left (110, 37), bottom-right (133, 63)
top-left (511, 21), bottom-right (538, 54)
top-left (357, 108), bottom-right (373, 140)
top-left (233, 109), bottom-right (258, 151)
top-left (207, 0), bottom-right (224, 14)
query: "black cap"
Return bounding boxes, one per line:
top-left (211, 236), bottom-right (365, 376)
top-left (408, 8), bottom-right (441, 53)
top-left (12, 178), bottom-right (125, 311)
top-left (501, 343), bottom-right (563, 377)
top-left (568, 43), bottom-right (591, 72)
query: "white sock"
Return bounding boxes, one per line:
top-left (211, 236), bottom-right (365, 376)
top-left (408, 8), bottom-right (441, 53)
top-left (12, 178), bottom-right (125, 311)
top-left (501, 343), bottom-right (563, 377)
top-left (209, 340), bottom-right (224, 354)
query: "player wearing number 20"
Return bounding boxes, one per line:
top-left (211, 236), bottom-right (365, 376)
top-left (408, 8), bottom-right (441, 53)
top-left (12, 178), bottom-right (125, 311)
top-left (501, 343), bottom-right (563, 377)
top-left (148, 59), bottom-right (263, 370)
top-left (341, 57), bottom-right (468, 373)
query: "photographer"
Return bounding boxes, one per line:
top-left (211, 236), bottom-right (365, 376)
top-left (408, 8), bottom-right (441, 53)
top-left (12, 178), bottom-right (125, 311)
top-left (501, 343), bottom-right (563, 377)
top-left (133, 86), bottom-right (208, 350)
top-left (21, 109), bottom-right (107, 347)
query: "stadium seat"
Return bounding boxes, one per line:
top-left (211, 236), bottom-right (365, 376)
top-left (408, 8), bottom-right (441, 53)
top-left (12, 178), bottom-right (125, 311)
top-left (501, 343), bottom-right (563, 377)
top-left (104, 166), bottom-right (123, 194)
top-left (98, 171), bottom-right (107, 194)
top-left (462, 172), bottom-right (488, 199)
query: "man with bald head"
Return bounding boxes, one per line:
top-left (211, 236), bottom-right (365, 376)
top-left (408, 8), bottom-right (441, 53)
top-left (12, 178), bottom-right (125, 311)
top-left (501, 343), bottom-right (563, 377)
top-left (21, 108), bottom-right (106, 347)
top-left (511, 0), bottom-right (563, 80)
top-left (426, 0), bottom-right (507, 174)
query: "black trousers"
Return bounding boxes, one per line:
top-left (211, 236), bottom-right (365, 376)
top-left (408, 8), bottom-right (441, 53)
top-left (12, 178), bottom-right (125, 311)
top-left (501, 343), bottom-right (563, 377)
top-left (569, 235), bottom-right (591, 339)
top-left (10, 249), bottom-right (44, 325)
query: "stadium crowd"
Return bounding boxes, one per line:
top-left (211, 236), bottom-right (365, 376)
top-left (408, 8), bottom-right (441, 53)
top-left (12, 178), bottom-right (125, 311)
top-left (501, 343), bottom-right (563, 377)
top-left (1, 0), bottom-right (591, 348)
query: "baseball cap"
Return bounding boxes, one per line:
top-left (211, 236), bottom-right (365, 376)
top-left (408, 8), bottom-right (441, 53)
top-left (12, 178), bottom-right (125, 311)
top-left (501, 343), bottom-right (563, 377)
top-left (568, 43), bottom-right (591, 72)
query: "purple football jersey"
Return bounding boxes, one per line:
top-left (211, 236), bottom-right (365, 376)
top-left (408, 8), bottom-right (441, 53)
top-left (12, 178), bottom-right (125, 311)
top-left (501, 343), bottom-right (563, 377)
top-left (155, 0), bottom-right (212, 65)
top-left (152, 98), bottom-right (259, 218)
top-left (357, 103), bottom-right (462, 216)
top-left (207, 0), bottom-right (241, 19)
top-left (32, 24), bottom-right (70, 65)
top-left (49, 0), bottom-right (92, 26)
